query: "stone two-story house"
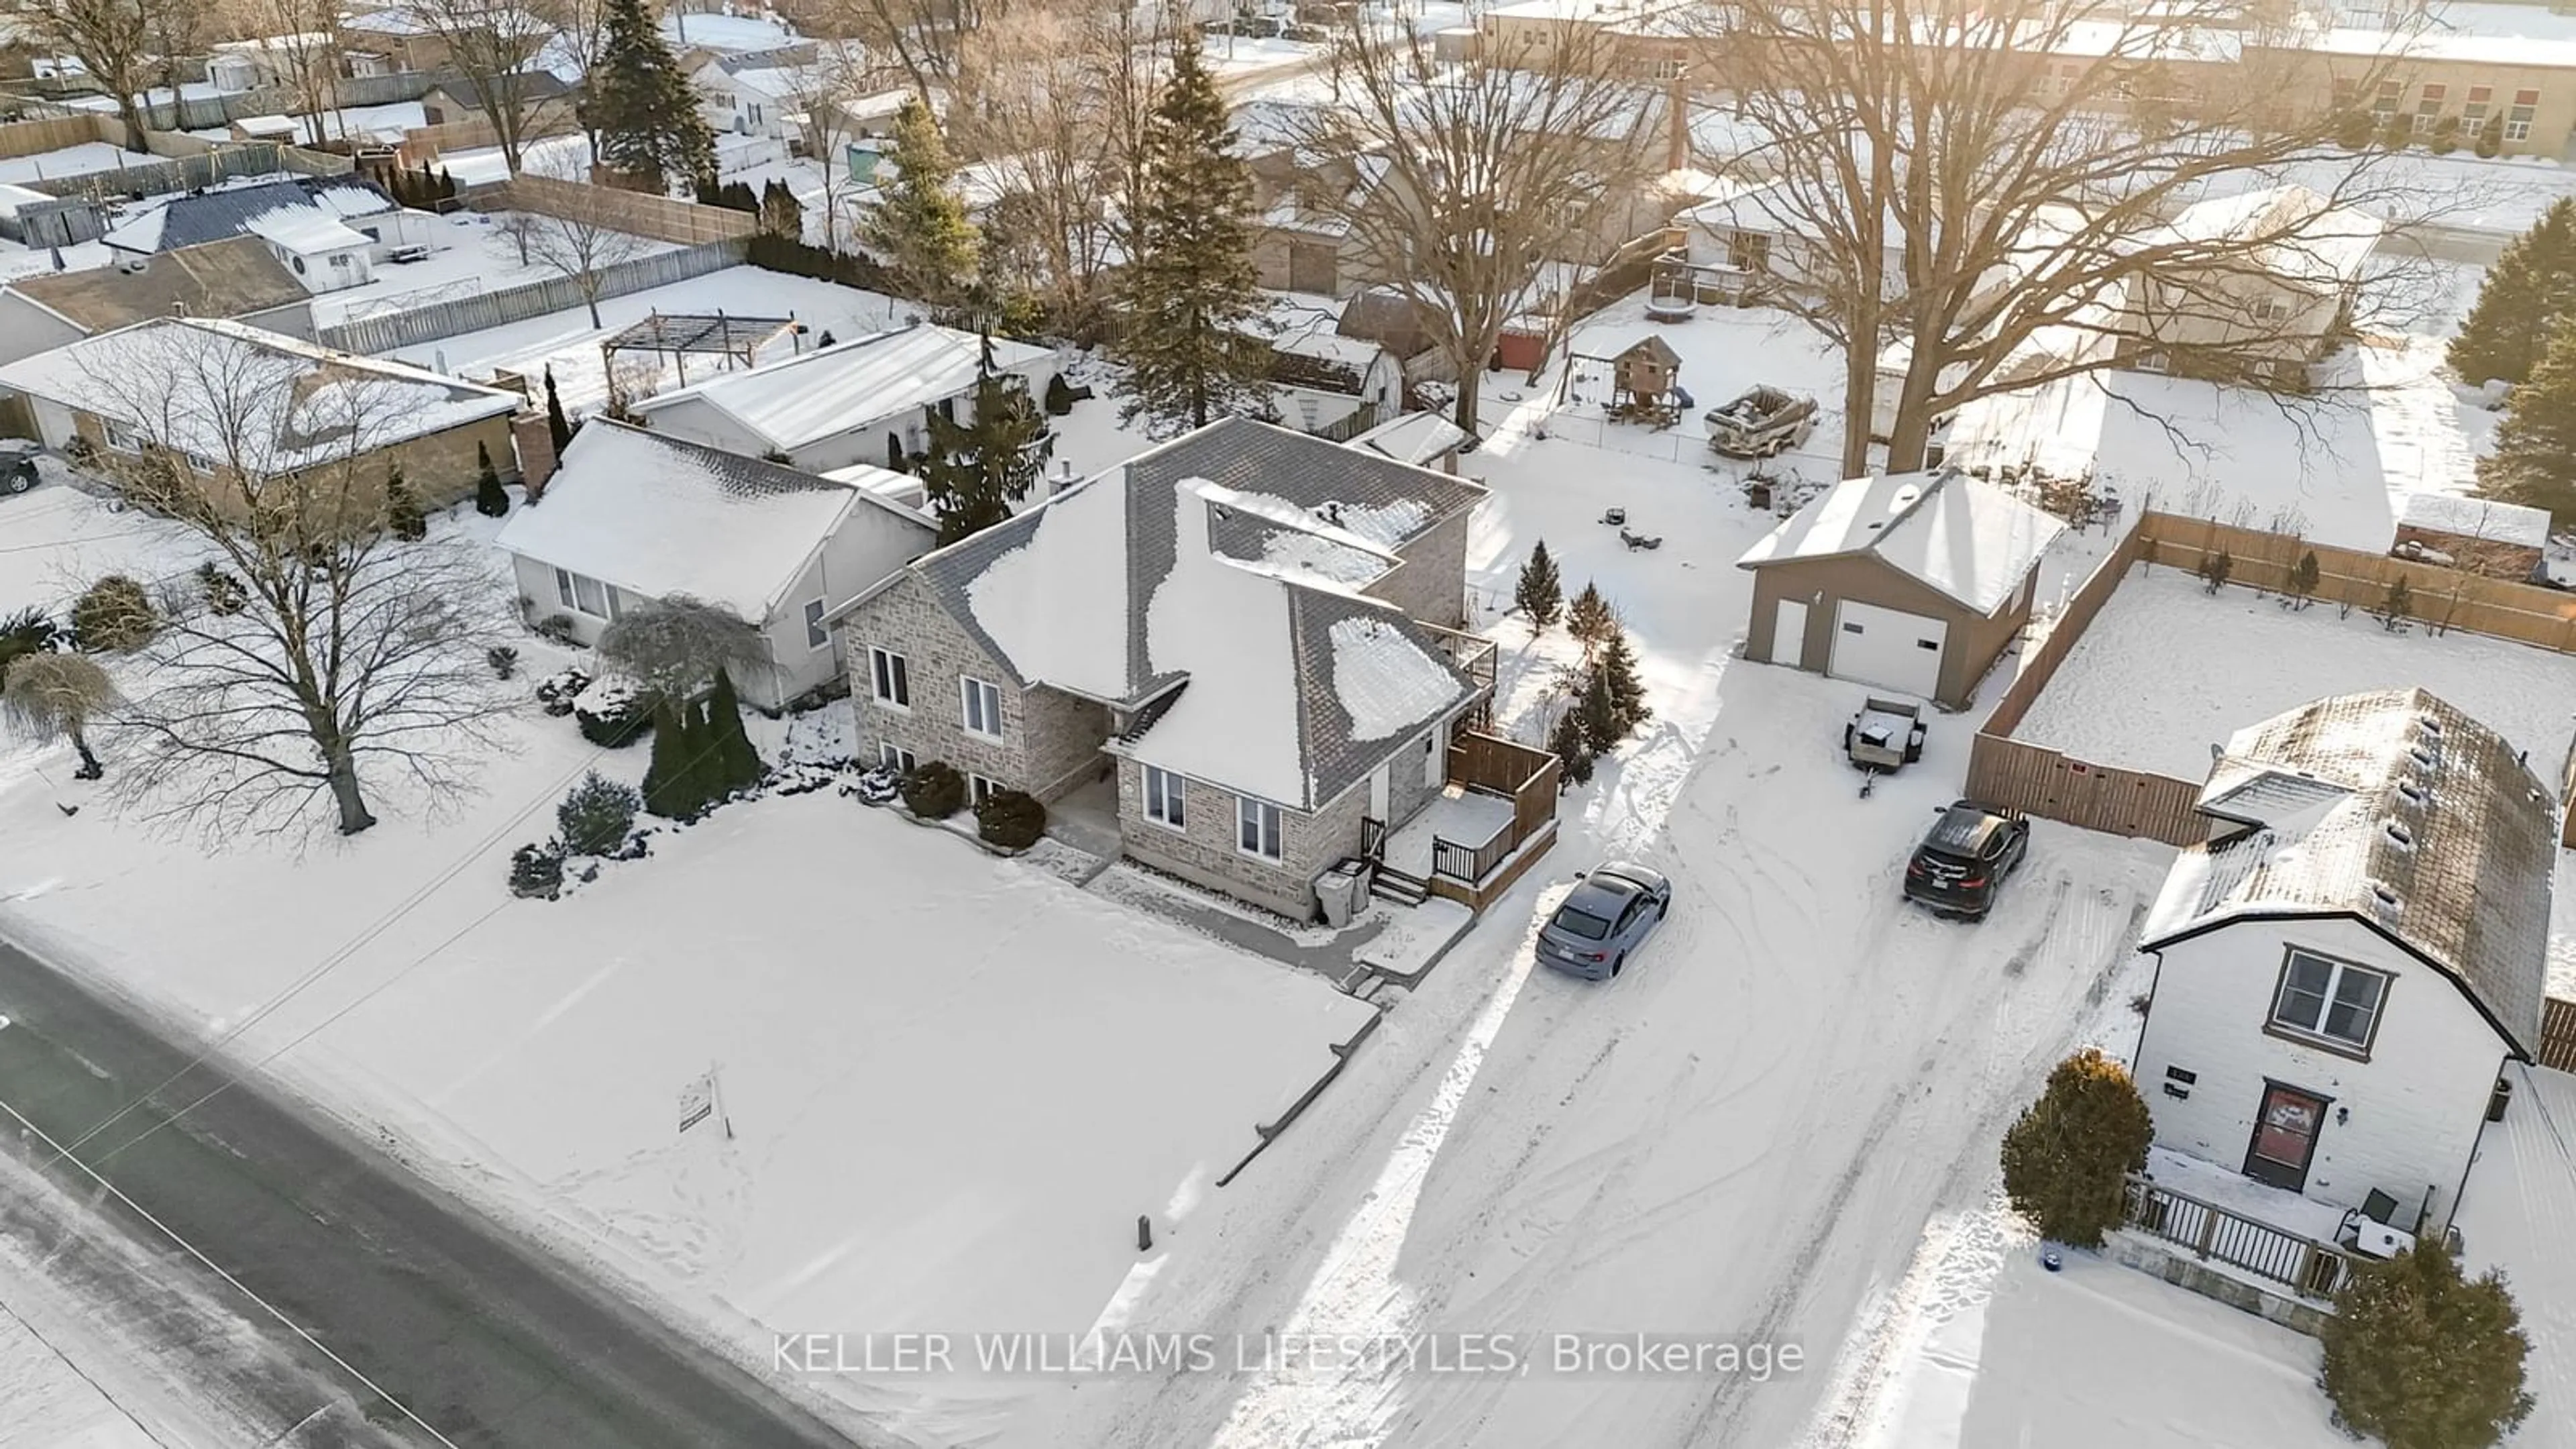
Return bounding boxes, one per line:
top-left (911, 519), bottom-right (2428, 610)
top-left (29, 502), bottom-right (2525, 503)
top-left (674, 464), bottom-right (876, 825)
top-left (837, 418), bottom-right (1503, 919)
top-left (2134, 688), bottom-right (2551, 1236)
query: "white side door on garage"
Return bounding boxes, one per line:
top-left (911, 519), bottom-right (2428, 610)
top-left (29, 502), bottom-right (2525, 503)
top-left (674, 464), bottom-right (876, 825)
top-left (1771, 598), bottom-right (1809, 667)
top-left (1829, 598), bottom-right (1946, 698)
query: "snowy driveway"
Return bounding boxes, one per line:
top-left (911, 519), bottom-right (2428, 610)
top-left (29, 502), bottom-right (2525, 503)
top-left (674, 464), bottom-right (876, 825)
top-left (1014, 667), bottom-right (2173, 1449)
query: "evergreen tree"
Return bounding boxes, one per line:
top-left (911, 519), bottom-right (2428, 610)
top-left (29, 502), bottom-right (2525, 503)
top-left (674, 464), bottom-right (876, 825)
top-left (474, 440), bottom-right (510, 517)
top-left (1117, 34), bottom-right (1267, 435)
top-left (759, 177), bottom-right (804, 239)
top-left (1566, 580), bottom-right (1615, 655)
top-left (2322, 1240), bottom-right (2534, 1449)
top-left (1514, 540), bottom-right (1564, 632)
top-left (545, 367), bottom-right (574, 455)
top-left (642, 696), bottom-right (708, 819)
top-left (862, 99), bottom-right (979, 308)
top-left (2475, 111), bottom-right (2504, 158)
top-left (557, 770), bottom-right (641, 854)
top-left (1595, 626), bottom-right (1650, 736)
top-left (2337, 107), bottom-right (2376, 150)
top-left (2479, 321), bottom-right (2576, 522)
top-left (2383, 574), bottom-right (2414, 630)
top-left (916, 335), bottom-right (1057, 544)
top-left (384, 462), bottom-right (426, 540)
top-left (1998, 1048), bottom-right (2153, 1249)
top-left (2451, 199), bottom-right (2576, 388)
top-left (1548, 708), bottom-right (1593, 788)
top-left (584, 0), bottom-right (715, 193)
top-left (704, 668), bottom-right (765, 796)
top-left (2288, 549), bottom-right (2320, 607)
top-left (2376, 107), bottom-right (2414, 150)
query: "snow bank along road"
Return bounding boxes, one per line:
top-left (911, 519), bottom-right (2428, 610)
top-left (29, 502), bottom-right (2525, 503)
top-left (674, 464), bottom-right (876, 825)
top-left (0, 933), bottom-right (859, 1449)
top-left (1018, 670), bottom-right (2174, 1449)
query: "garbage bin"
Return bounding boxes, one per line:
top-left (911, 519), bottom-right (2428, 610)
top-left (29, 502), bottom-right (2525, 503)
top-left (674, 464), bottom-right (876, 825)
top-left (1316, 859), bottom-right (1368, 928)
top-left (2489, 1075), bottom-right (2513, 1123)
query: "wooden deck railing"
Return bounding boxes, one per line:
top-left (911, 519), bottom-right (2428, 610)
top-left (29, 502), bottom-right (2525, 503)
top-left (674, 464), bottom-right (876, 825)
top-left (2123, 1175), bottom-right (2357, 1301)
top-left (1430, 732), bottom-right (1561, 887)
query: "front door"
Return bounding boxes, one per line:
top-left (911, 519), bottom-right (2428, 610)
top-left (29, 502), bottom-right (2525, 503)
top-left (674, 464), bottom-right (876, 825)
top-left (1772, 598), bottom-right (1809, 668)
top-left (2245, 1083), bottom-right (2329, 1192)
top-left (1368, 761), bottom-right (1390, 820)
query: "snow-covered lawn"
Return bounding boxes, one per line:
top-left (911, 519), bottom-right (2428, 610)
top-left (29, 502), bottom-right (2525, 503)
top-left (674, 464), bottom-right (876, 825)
top-left (2014, 564), bottom-right (2576, 778)
top-left (378, 266), bottom-right (911, 417)
top-left (306, 209), bottom-right (675, 328)
top-left (0, 478), bottom-right (205, 612)
top-left (1548, 296), bottom-right (1852, 480)
top-left (661, 11), bottom-right (794, 51)
top-left (2457, 1065), bottom-right (2576, 1449)
top-left (0, 143), bottom-right (155, 186)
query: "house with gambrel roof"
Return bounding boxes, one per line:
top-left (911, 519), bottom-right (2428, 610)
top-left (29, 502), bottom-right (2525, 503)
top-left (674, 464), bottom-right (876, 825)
top-left (834, 417), bottom-right (1553, 920)
top-left (2133, 688), bottom-right (2554, 1236)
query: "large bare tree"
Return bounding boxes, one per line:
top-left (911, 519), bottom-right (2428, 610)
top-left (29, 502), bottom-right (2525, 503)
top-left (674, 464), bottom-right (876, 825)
top-left (21, 0), bottom-right (173, 149)
top-left (74, 322), bottom-right (513, 838)
top-left (1710, 0), bottom-right (2445, 475)
top-left (219, 0), bottom-right (348, 148)
top-left (400, 0), bottom-right (566, 172)
top-left (490, 152), bottom-right (655, 325)
top-left (1291, 14), bottom-right (1663, 430)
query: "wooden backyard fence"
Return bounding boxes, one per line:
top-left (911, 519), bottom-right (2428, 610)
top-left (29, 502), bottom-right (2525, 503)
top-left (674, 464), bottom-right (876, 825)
top-left (475, 174), bottom-right (761, 246)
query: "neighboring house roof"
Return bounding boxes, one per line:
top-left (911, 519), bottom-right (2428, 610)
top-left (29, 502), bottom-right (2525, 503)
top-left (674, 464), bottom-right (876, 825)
top-left (2142, 688), bottom-right (2555, 1059)
top-left (103, 178), bottom-right (397, 255)
top-left (245, 208), bottom-right (371, 254)
top-left (423, 67), bottom-right (576, 105)
top-left (1735, 471), bottom-right (2066, 616)
top-left (496, 421), bottom-right (931, 621)
top-left (2136, 183), bottom-right (2383, 294)
top-left (1349, 411), bottom-right (1472, 466)
top-left (230, 115), bottom-right (301, 138)
top-left (2400, 492), bottom-right (2552, 548)
top-left (889, 417), bottom-right (1488, 808)
top-left (6, 237), bottom-right (307, 332)
top-left (630, 323), bottom-right (1051, 453)
top-left (0, 315), bottom-right (519, 470)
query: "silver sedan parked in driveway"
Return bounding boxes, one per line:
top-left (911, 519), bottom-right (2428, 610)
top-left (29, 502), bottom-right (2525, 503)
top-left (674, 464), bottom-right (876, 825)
top-left (1536, 863), bottom-right (1672, 981)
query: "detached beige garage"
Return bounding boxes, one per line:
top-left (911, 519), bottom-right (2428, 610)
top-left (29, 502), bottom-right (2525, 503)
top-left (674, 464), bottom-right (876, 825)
top-left (1736, 472), bottom-right (2065, 708)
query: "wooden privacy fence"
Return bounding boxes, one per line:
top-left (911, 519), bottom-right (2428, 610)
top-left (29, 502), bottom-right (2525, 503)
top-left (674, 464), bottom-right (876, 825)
top-left (0, 113), bottom-right (119, 160)
top-left (476, 174), bottom-right (760, 246)
top-left (2540, 998), bottom-right (2576, 1073)
top-left (2137, 510), bottom-right (2576, 654)
top-left (1985, 514), bottom-right (2144, 738)
top-left (317, 239), bottom-right (749, 355)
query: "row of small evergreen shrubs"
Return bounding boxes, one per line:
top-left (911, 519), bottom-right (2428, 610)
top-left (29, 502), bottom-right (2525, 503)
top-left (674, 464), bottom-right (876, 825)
top-left (1998, 1049), bottom-right (2533, 1449)
top-left (894, 759), bottom-right (1046, 849)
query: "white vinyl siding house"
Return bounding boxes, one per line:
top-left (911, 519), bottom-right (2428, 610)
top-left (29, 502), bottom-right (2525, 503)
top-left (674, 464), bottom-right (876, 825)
top-left (2135, 914), bottom-right (2512, 1232)
top-left (497, 421), bottom-right (934, 710)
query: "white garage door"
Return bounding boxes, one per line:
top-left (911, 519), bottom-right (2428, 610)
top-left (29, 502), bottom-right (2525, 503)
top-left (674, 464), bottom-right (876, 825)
top-left (1829, 598), bottom-right (1947, 698)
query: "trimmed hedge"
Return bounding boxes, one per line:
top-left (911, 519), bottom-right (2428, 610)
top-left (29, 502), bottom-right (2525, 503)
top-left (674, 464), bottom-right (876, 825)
top-left (975, 788), bottom-right (1046, 849)
top-left (902, 760), bottom-right (965, 819)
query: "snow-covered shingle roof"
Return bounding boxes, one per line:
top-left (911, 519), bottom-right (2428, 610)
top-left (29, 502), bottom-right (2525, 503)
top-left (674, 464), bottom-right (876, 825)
top-left (904, 418), bottom-right (1487, 808)
top-left (245, 206), bottom-right (370, 254)
top-left (1734, 471), bottom-right (2066, 615)
top-left (2399, 492), bottom-right (2552, 548)
top-left (2143, 688), bottom-right (2554, 1058)
top-left (103, 177), bottom-right (396, 255)
top-left (496, 421), bottom-right (931, 622)
top-left (0, 315), bottom-right (518, 469)
top-left (630, 323), bottom-right (1051, 453)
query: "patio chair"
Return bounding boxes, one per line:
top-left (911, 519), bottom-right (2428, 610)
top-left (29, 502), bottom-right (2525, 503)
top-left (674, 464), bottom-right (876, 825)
top-left (2337, 1189), bottom-right (2403, 1248)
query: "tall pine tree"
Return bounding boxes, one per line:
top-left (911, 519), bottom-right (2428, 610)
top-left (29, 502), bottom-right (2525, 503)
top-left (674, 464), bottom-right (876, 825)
top-left (862, 100), bottom-right (979, 309)
top-left (1118, 34), bottom-right (1267, 436)
top-left (2477, 321), bottom-right (2576, 522)
top-left (916, 335), bottom-right (1057, 544)
top-left (2451, 198), bottom-right (2576, 388)
top-left (1514, 540), bottom-right (1563, 631)
top-left (584, 0), bottom-right (714, 194)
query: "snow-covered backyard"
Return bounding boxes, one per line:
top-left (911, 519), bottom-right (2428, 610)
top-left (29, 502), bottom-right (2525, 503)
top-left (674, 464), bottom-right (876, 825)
top-left (0, 143), bottom-right (156, 187)
top-left (2015, 564), bottom-right (2576, 778)
top-left (376, 266), bottom-right (914, 416)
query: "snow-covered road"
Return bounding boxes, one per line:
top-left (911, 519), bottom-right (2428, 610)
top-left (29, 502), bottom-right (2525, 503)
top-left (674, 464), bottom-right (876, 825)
top-left (1010, 663), bottom-right (2173, 1449)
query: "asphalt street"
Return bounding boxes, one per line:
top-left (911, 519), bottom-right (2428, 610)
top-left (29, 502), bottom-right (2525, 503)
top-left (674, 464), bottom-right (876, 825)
top-left (0, 933), bottom-right (864, 1449)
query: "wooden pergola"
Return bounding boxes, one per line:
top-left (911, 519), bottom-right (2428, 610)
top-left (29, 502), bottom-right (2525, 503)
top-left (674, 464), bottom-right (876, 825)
top-left (598, 311), bottom-right (802, 387)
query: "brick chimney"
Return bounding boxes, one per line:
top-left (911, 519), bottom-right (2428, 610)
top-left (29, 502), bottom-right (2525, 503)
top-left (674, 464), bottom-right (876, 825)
top-left (511, 410), bottom-right (558, 499)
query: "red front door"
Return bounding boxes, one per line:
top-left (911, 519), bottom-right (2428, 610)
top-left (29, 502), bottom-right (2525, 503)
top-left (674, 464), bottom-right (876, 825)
top-left (2245, 1083), bottom-right (2328, 1191)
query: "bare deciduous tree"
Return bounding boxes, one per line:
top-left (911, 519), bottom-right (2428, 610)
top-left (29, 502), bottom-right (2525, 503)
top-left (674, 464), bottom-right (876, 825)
top-left (400, 0), bottom-right (566, 173)
top-left (22, 0), bottom-right (176, 149)
top-left (1293, 15), bottom-right (1663, 430)
top-left (1710, 0), bottom-right (2449, 474)
top-left (490, 154), bottom-right (654, 325)
top-left (2, 651), bottom-right (117, 780)
top-left (216, 0), bottom-right (348, 148)
top-left (780, 40), bottom-right (901, 251)
top-left (72, 321), bottom-right (513, 838)
top-left (595, 594), bottom-right (765, 698)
